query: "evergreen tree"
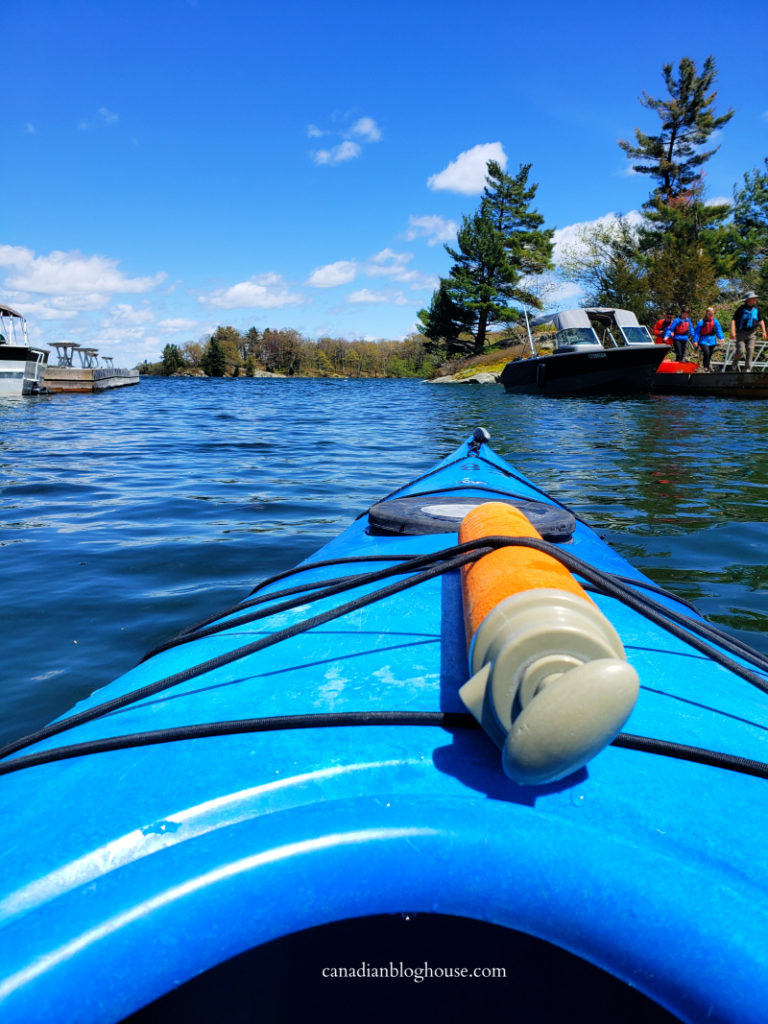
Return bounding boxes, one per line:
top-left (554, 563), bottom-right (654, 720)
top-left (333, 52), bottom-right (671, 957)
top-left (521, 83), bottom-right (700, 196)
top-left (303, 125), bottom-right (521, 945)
top-left (416, 279), bottom-right (475, 357)
top-left (645, 234), bottom-right (717, 315)
top-left (482, 161), bottom-right (553, 282)
top-left (161, 343), bottom-right (185, 376)
top-left (619, 56), bottom-right (733, 205)
top-left (437, 161), bottom-right (553, 354)
top-left (201, 337), bottom-right (227, 377)
top-left (732, 159), bottom-right (768, 296)
top-left (619, 56), bottom-right (734, 309)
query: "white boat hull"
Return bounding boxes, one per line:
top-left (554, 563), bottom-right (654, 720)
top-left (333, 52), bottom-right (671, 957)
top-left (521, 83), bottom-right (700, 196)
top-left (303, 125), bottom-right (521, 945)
top-left (0, 350), bottom-right (48, 395)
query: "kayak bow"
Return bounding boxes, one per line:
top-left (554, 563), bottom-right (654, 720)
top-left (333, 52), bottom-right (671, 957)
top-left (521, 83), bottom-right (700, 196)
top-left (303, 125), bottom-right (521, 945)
top-left (0, 429), bottom-right (766, 1023)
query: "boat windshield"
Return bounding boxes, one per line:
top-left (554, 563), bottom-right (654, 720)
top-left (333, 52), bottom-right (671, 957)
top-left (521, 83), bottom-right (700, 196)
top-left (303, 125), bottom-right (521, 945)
top-left (556, 328), bottom-right (600, 347)
top-left (620, 325), bottom-right (654, 346)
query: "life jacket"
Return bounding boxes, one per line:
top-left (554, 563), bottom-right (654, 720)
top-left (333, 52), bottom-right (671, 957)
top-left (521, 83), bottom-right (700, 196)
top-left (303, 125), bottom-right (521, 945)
top-left (739, 305), bottom-right (759, 330)
top-left (674, 319), bottom-right (691, 335)
top-left (654, 318), bottom-right (672, 337)
top-left (699, 319), bottom-right (715, 337)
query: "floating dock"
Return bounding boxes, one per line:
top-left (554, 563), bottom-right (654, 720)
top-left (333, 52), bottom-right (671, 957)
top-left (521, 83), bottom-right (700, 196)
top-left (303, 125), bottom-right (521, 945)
top-left (42, 366), bottom-right (140, 393)
top-left (42, 342), bottom-right (139, 393)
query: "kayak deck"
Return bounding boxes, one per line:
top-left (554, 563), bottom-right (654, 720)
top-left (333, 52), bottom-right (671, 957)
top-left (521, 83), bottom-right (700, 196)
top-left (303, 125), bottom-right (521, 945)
top-left (0, 433), bottom-right (766, 1022)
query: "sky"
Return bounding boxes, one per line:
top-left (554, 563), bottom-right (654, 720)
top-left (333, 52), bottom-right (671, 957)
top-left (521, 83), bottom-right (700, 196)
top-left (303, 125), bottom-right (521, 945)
top-left (3, 0), bottom-right (767, 367)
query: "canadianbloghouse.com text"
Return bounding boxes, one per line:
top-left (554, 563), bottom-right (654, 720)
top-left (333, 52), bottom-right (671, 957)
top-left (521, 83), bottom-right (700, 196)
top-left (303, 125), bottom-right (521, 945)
top-left (321, 962), bottom-right (506, 983)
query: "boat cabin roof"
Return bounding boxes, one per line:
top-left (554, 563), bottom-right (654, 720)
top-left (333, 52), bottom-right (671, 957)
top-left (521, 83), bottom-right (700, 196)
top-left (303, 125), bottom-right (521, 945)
top-left (530, 307), bottom-right (641, 332)
top-left (0, 303), bottom-right (25, 319)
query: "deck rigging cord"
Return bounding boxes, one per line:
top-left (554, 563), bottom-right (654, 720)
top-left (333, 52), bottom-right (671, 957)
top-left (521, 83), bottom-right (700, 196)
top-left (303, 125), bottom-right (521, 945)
top-left (1, 713), bottom-right (767, 781)
top-left (2, 536), bottom-right (767, 778)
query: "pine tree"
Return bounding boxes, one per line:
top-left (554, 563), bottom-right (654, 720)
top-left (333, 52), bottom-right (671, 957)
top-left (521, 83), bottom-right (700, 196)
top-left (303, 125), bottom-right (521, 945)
top-left (619, 56), bottom-right (734, 309)
top-left (431, 161), bottom-right (553, 354)
top-left (416, 278), bottom-right (475, 357)
top-left (161, 343), bottom-right (185, 376)
top-left (201, 337), bottom-right (227, 377)
top-left (732, 159), bottom-right (768, 296)
top-left (482, 161), bottom-right (553, 282)
top-left (619, 56), bottom-right (733, 204)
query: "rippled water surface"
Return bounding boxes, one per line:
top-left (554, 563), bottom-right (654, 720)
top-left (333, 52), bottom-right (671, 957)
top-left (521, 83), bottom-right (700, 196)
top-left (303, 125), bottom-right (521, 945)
top-left (2, 376), bottom-right (767, 744)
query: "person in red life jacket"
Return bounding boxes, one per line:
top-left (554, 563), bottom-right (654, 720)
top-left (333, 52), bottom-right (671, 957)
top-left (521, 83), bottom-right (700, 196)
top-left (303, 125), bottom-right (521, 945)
top-left (663, 307), bottom-right (695, 361)
top-left (693, 307), bottom-right (725, 371)
top-left (652, 311), bottom-right (674, 344)
top-left (729, 292), bottom-right (766, 371)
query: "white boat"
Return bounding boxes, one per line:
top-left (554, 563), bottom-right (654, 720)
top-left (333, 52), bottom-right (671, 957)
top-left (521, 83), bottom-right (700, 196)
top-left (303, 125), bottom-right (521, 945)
top-left (0, 305), bottom-right (48, 396)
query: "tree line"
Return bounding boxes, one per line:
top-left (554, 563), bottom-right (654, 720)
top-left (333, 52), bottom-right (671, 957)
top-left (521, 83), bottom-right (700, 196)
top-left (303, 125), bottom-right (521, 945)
top-left (140, 327), bottom-right (439, 378)
top-left (419, 55), bottom-right (768, 358)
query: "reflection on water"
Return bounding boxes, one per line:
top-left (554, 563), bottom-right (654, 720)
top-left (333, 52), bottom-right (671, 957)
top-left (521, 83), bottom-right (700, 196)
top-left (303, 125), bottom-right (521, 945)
top-left (2, 378), bottom-right (767, 743)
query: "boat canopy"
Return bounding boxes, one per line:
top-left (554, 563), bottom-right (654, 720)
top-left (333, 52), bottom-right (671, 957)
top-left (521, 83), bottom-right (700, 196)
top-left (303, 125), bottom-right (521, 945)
top-left (0, 304), bottom-right (25, 319)
top-left (530, 308), bottom-right (641, 331)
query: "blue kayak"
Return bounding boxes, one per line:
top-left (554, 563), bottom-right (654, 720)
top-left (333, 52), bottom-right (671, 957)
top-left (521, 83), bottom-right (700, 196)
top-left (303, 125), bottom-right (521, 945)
top-left (1, 430), bottom-right (767, 1023)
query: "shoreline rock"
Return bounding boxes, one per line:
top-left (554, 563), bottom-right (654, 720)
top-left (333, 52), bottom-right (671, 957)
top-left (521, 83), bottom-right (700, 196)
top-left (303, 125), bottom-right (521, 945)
top-left (423, 371), bottom-right (500, 385)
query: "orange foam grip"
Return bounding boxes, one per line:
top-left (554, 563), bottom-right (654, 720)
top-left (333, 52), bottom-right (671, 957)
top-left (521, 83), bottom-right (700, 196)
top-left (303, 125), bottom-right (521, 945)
top-left (459, 501), bottom-right (592, 647)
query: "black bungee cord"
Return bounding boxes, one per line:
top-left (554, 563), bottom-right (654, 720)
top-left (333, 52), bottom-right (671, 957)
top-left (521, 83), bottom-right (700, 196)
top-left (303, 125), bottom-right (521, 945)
top-left (2, 535), bottom-right (768, 779)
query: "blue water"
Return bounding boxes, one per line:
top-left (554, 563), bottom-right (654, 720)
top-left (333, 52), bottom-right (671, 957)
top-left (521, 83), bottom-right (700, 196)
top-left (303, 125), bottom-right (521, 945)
top-left (2, 376), bottom-right (767, 746)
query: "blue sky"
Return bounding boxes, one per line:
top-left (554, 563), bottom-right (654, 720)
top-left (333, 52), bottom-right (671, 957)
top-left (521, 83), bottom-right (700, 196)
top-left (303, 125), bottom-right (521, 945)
top-left (4, 0), bottom-right (766, 367)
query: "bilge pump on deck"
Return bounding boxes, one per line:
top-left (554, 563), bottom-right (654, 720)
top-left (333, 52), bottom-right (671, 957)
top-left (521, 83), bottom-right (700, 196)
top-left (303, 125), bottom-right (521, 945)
top-left (458, 502), bottom-right (639, 784)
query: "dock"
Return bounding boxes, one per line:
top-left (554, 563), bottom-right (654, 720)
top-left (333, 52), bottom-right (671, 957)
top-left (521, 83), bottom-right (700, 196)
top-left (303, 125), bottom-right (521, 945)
top-left (651, 340), bottom-right (768, 399)
top-left (651, 369), bottom-right (768, 398)
top-left (43, 343), bottom-right (140, 393)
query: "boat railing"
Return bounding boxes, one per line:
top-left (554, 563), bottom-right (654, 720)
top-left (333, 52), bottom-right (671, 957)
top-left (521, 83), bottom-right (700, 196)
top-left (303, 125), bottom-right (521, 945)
top-left (710, 339), bottom-right (768, 372)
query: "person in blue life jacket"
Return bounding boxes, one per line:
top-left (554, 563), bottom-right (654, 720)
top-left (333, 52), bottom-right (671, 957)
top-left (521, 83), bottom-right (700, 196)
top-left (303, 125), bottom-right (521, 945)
top-left (663, 306), bottom-right (695, 361)
top-left (730, 292), bottom-right (766, 371)
top-left (693, 307), bottom-right (725, 371)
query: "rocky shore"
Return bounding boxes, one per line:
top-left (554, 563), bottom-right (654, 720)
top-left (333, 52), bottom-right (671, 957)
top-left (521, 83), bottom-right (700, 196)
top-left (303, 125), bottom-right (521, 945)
top-left (423, 370), bottom-right (500, 385)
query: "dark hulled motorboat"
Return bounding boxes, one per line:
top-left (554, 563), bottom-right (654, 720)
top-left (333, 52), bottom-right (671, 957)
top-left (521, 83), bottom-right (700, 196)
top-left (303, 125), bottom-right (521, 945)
top-left (500, 308), bottom-right (668, 396)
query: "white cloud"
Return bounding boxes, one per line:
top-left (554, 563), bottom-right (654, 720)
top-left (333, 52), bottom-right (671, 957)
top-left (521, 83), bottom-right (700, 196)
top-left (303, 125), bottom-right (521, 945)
top-left (309, 113), bottom-right (381, 165)
top-left (307, 260), bottom-right (359, 287)
top-left (405, 215), bottom-right (458, 246)
top-left (350, 117), bottom-right (381, 142)
top-left (347, 289), bottom-right (409, 306)
top-left (79, 107), bottom-right (119, 131)
top-left (366, 249), bottom-right (412, 278)
top-left (552, 211), bottom-right (642, 263)
top-left (0, 245), bottom-right (166, 296)
top-left (312, 141), bottom-right (362, 165)
top-left (157, 317), bottom-right (200, 331)
top-left (306, 251), bottom-right (435, 292)
top-left (101, 304), bottom-right (155, 326)
top-left (706, 195), bottom-right (733, 207)
top-left (10, 300), bottom-right (79, 321)
top-left (365, 249), bottom-right (436, 290)
top-left (540, 279), bottom-right (584, 306)
top-left (348, 289), bottom-right (388, 303)
top-left (200, 273), bottom-right (302, 310)
top-left (427, 143), bottom-right (507, 195)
